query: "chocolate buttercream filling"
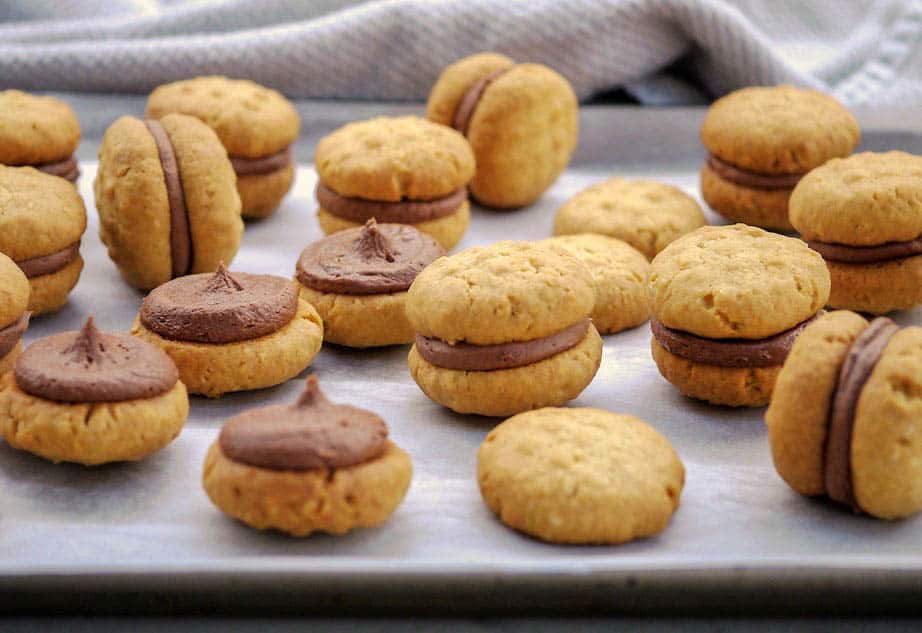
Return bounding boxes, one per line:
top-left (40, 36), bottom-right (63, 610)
top-left (651, 313), bottom-right (821, 368)
top-left (706, 154), bottom-right (804, 190)
top-left (230, 146), bottom-right (293, 176)
top-left (145, 119), bottom-right (192, 278)
top-left (807, 237), bottom-right (922, 264)
top-left (416, 318), bottom-right (591, 371)
top-left (35, 156), bottom-right (79, 183)
top-left (15, 241), bottom-right (80, 279)
top-left (316, 182), bottom-right (467, 224)
top-left (0, 312), bottom-right (30, 359)
top-left (452, 67), bottom-right (512, 136)
top-left (824, 317), bottom-right (899, 512)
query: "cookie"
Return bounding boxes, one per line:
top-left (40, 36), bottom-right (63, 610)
top-left (649, 224), bottom-right (830, 406)
top-left (131, 265), bottom-right (323, 398)
top-left (94, 114), bottom-right (243, 290)
top-left (0, 166), bottom-right (87, 315)
top-left (700, 85), bottom-right (859, 230)
top-left (477, 407), bottom-right (684, 543)
top-left (540, 234), bottom-right (651, 334)
top-left (406, 241), bottom-right (602, 416)
top-left (427, 52), bottom-right (578, 208)
top-left (146, 76), bottom-right (300, 219)
top-left (552, 177), bottom-right (706, 259)
top-left (0, 253), bottom-right (31, 375)
top-left (203, 375), bottom-right (412, 536)
top-left (314, 116), bottom-right (473, 250)
top-left (0, 317), bottom-right (188, 465)
top-left (790, 151), bottom-right (922, 313)
top-left (0, 90), bottom-right (81, 183)
top-left (766, 311), bottom-right (922, 520)
top-left (296, 219), bottom-right (444, 347)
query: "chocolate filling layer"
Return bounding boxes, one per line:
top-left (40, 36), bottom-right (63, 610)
top-left (15, 241), bottom-right (80, 279)
top-left (824, 317), bottom-right (899, 512)
top-left (452, 67), bottom-right (512, 136)
top-left (230, 146), bottom-right (293, 176)
top-left (651, 313), bottom-right (820, 368)
top-left (316, 182), bottom-right (467, 224)
top-left (416, 318), bottom-right (591, 371)
top-left (807, 237), bottom-right (922, 264)
top-left (706, 154), bottom-right (804, 190)
top-left (0, 312), bottom-right (30, 359)
top-left (145, 119), bottom-right (192, 278)
top-left (35, 156), bottom-right (79, 183)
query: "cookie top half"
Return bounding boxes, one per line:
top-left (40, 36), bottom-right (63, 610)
top-left (701, 85), bottom-right (859, 175)
top-left (790, 152), bottom-right (922, 246)
top-left (650, 224), bottom-right (830, 339)
top-left (315, 116), bottom-right (475, 202)
top-left (146, 76), bottom-right (300, 158)
top-left (406, 240), bottom-right (594, 345)
top-left (0, 252), bottom-right (30, 329)
top-left (0, 90), bottom-right (81, 165)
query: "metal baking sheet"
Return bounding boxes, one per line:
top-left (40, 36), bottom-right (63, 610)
top-left (3, 108), bottom-right (922, 614)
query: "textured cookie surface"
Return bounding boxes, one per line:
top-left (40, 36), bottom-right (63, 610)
top-left (477, 407), bottom-right (684, 544)
top-left (553, 177), bottom-right (706, 259)
top-left (0, 252), bottom-right (29, 329)
top-left (650, 224), bottom-right (830, 339)
top-left (0, 90), bottom-right (81, 165)
top-left (701, 85), bottom-right (859, 174)
top-left (426, 52), bottom-right (516, 127)
top-left (541, 234), bottom-right (650, 334)
top-left (406, 241), bottom-right (594, 345)
top-left (315, 116), bottom-right (475, 201)
top-left (146, 76), bottom-right (299, 158)
top-left (825, 256), bottom-right (922, 315)
top-left (790, 152), bottom-right (922, 246)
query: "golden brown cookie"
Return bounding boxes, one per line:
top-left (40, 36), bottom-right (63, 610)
top-left (428, 53), bottom-right (577, 208)
top-left (0, 166), bottom-right (86, 315)
top-left (0, 90), bottom-right (81, 183)
top-left (477, 407), bottom-right (684, 544)
top-left (552, 177), bottom-right (706, 259)
top-left (0, 252), bottom-right (30, 374)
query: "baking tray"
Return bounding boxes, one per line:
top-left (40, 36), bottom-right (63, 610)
top-left (3, 107), bottom-right (922, 615)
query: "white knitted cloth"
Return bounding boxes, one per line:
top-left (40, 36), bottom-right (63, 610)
top-left (0, 0), bottom-right (919, 105)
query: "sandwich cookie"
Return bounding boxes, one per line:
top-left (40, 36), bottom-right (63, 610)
top-left (700, 85), bottom-right (859, 230)
top-left (296, 219), bottom-right (444, 347)
top-left (0, 90), bottom-right (81, 183)
top-left (146, 76), bottom-right (300, 219)
top-left (427, 52), bottom-right (578, 208)
top-left (94, 114), bottom-right (243, 290)
top-left (131, 264), bottom-right (323, 398)
top-left (0, 253), bottom-right (31, 375)
top-left (766, 311), bottom-right (922, 520)
top-left (0, 317), bottom-right (188, 465)
top-left (477, 407), bottom-right (684, 544)
top-left (552, 177), bottom-right (706, 260)
top-left (0, 166), bottom-right (87, 315)
top-left (406, 241), bottom-right (602, 417)
top-left (203, 375), bottom-right (413, 536)
top-left (790, 151), bottom-right (922, 314)
top-left (650, 224), bottom-right (830, 407)
top-left (315, 116), bottom-right (474, 250)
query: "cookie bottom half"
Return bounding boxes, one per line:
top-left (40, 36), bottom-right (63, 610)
top-left (408, 325), bottom-right (603, 417)
top-left (317, 201), bottom-right (470, 251)
top-left (0, 373), bottom-right (188, 465)
top-left (27, 255), bottom-right (84, 316)
top-left (298, 284), bottom-right (412, 348)
top-left (700, 165), bottom-right (793, 231)
top-left (131, 298), bottom-right (323, 398)
top-left (826, 255), bottom-right (922, 314)
top-left (238, 162), bottom-right (295, 220)
top-left (651, 337), bottom-right (781, 407)
top-left (202, 440), bottom-right (412, 536)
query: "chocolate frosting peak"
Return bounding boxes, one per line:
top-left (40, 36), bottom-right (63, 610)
top-left (65, 316), bottom-right (105, 365)
top-left (205, 261), bottom-right (244, 292)
top-left (357, 218), bottom-right (397, 262)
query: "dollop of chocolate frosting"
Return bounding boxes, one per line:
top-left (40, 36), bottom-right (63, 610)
top-left (15, 242), bottom-right (81, 279)
top-left (415, 318), bottom-right (591, 371)
top-left (145, 119), bottom-right (192, 278)
top-left (824, 317), bottom-right (899, 512)
top-left (35, 156), bottom-right (80, 183)
top-left (316, 182), bottom-right (467, 224)
top-left (140, 263), bottom-right (299, 344)
top-left (707, 154), bottom-right (804, 190)
top-left (0, 312), bottom-right (30, 359)
top-left (297, 218), bottom-right (444, 295)
top-left (452, 67), bottom-right (511, 136)
top-left (14, 316), bottom-right (178, 403)
top-left (807, 237), bottom-right (922, 264)
top-left (218, 375), bottom-right (388, 471)
top-left (230, 147), bottom-right (293, 176)
top-left (650, 313), bottom-right (821, 368)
